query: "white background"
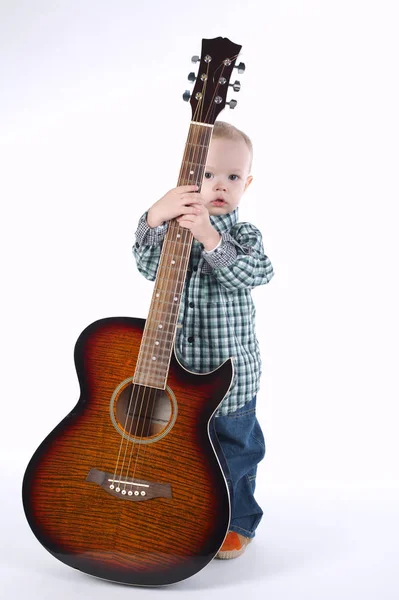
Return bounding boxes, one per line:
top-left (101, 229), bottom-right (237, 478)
top-left (1, 0), bottom-right (398, 598)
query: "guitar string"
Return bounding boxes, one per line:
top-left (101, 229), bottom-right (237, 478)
top-left (122, 113), bottom-right (212, 456)
top-left (120, 122), bottom-right (202, 491)
top-left (111, 124), bottom-right (202, 487)
top-left (110, 182), bottom-right (183, 486)
top-left (126, 117), bottom-right (210, 489)
top-left (112, 213), bottom-right (187, 488)
top-left (123, 58), bottom-right (237, 472)
top-left (112, 119), bottom-right (210, 489)
top-left (126, 118), bottom-right (212, 483)
top-left (111, 58), bottom-right (234, 488)
top-left (128, 117), bottom-right (210, 474)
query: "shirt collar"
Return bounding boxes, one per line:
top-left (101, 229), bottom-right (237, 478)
top-left (209, 207), bottom-right (239, 233)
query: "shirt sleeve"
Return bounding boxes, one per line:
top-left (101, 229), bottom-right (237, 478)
top-left (132, 210), bottom-right (168, 281)
top-left (201, 222), bottom-right (275, 290)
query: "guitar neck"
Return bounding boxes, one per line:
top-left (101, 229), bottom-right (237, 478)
top-left (134, 122), bottom-right (214, 389)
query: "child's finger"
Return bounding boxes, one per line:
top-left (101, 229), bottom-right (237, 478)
top-left (181, 193), bottom-right (202, 204)
top-left (176, 185), bottom-right (199, 193)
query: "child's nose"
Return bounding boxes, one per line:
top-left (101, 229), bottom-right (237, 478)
top-left (213, 179), bottom-right (227, 191)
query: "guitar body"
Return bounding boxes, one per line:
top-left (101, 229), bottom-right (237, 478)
top-left (22, 316), bottom-right (233, 586)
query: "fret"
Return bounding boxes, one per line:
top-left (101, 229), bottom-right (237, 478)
top-left (178, 180), bottom-right (202, 186)
top-left (162, 230), bottom-right (193, 245)
top-left (150, 298), bottom-right (185, 308)
top-left (145, 308), bottom-right (180, 321)
top-left (156, 257), bottom-right (190, 270)
top-left (135, 361), bottom-right (170, 376)
top-left (157, 258), bottom-right (190, 271)
top-left (158, 262), bottom-right (188, 274)
top-left (133, 365), bottom-right (168, 377)
top-left (147, 306), bottom-right (181, 319)
top-left (137, 346), bottom-right (175, 364)
top-left (155, 277), bottom-right (187, 298)
top-left (143, 325), bottom-right (179, 338)
top-left (132, 377), bottom-right (165, 390)
top-left (152, 289), bottom-right (183, 298)
top-left (136, 354), bottom-right (174, 372)
top-left (148, 297), bottom-right (182, 308)
top-left (138, 344), bottom-right (176, 362)
top-left (154, 279), bottom-right (186, 291)
top-left (137, 330), bottom-right (179, 353)
top-left (154, 270), bottom-right (187, 285)
top-left (144, 315), bottom-right (178, 336)
top-left (141, 322), bottom-right (180, 337)
top-left (158, 249), bottom-right (189, 262)
top-left (154, 278), bottom-right (186, 291)
top-left (184, 142), bottom-right (210, 150)
top-left (145, 312), bottom-right (180, 323)
top-left (138, 341), bottom-right (176, 355)
top-left (134, 374), bottom-right (168, 388)
top-left (134, 364), bottom-right (169, 377)
top-left (156, 265), bottom-right (188, 277)
top-left (138, 329), bottom-right (178, 350)
top-left (151, 289), bottom-right (184, 301)
top-left (160, 237), bottom-right (190, 249)
top-left (181, 160), bottom-right (206, 168)
top-left (158, 244), bottom-right (191, 257)
top-left (183, 146), bottom-right (208, 161)
top-left (132, 379), bottom-right (165, 390)
top-left (138, 344), bottom-right (174, 362)
top-left (161, 241), bottom-right (191, 251)
top-left (135, 360), bottom-right (173, 376)
top-left (134, 357), bottom-right (170, 371)
top-left (182, 155), bottom-right (206, 169)
top-left (138, 349), bottom-right (174, 366)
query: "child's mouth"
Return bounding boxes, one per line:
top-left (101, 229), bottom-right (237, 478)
top-left (211, 200), bottom-right (226, 206)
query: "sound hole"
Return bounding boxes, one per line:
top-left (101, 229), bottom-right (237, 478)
top-left (115, 384), bottom-right (172, 440)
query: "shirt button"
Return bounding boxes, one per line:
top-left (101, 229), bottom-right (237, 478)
top-left (188, 336), bottom-right (194, 343)
top-left (193, 266), bottom-right (197, 271)
top-left (189, 302), bottom-right (194, 308)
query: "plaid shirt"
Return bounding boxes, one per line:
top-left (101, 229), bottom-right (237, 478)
top-left (132, 208), bottom-right (274, 416)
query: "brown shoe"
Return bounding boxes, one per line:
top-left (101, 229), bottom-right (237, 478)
top-left (215, 531), bottom-right (253, 559)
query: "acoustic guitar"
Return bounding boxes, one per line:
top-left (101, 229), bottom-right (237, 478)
top-left (23, 36), bottom-right (244, 586)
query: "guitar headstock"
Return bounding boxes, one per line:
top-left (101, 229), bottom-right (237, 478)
top-left (183, 37), bottom-right (243, 125)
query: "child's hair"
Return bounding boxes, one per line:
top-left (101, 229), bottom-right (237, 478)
top-left (212, 121), bottom-right (253, 172)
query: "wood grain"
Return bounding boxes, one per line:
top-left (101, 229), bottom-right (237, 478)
top-left (23, 316), bottom-right (233, 585)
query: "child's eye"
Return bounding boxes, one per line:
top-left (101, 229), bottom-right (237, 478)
top-left (229, 174), bottom-right (239, 181)
top-left (204, 172), bottom-right (213, 179)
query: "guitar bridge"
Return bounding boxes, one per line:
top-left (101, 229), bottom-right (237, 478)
top-left (86, 468), bottom-right (172, 501)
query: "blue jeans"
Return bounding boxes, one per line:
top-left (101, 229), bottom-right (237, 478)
top-left (213, 396), bottom-right (265, 538)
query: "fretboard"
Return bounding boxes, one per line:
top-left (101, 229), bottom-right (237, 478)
top-left (133, 122), bottom-right (213, 389)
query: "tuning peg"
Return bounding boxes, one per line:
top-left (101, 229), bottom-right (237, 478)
top-left (229, 80), bottom-right (241, 92)
top-left (227, 99), bottom-right (238, 109)
top-left (188, 72), bottom-right (196, 82)
top-left (234, 62), bottom-right (245, 74)
top-left (183, 90), bottom-right (191, 102)
top-left (191, 55), bottom-right (200, 63)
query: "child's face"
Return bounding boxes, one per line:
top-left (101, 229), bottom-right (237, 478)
top-left (201, 136), bottom-right (253, 216)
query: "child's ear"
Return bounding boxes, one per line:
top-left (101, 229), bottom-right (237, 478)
top-left (244, 175), bottom-right (253, 192)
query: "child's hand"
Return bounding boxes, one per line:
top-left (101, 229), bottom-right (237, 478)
top-left (147, 185), bottom-right (202, 227)
top-left (176, 201), bottom-right (221, 251)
